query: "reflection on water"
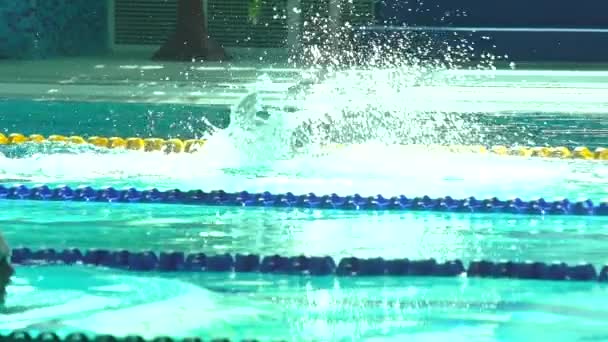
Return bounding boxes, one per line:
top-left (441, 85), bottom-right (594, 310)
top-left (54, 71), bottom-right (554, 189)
top-left (0, 144), bottom-right (606, 202)
top-left (0, 65), bottom-right (606, 342)
top-left (476, 112), bottom-right (608, 148)
top-left (1, 201), bottom-right (607, 265)
top-left (3, 265), bottom-right (608, 341)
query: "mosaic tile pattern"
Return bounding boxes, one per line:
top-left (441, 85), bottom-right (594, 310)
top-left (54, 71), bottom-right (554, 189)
top-left (0, 0), bottom-right (108, 59)
top-left (0, 0), bottom-right (36, 58)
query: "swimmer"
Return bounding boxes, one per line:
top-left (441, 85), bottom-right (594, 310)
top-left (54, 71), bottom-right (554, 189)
top-left (0, 232), bottom-right (13, 306)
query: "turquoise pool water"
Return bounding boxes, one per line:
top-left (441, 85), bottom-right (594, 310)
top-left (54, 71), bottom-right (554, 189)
top-left (1, 97), bottom-right (607, 148)
top-left (3, 265), bottom-right (608, 341)
top-left (2, 201), bottom-right (608, 267)
top-left (1, 143), bottom-right (606, 202)
top-left (0, 95), bottom-right (607, 341)
top-left (0, 98), bottom-right (230, 138)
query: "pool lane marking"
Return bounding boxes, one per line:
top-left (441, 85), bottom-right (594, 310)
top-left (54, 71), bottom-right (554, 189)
top-left (8, 247), bottom-right (608, 283)
top-left (0, 133), bottom-right (606, 159)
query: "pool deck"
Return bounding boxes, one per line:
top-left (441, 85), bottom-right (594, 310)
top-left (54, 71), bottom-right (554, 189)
top-left (1, 54), bottom-right (608, 114)
top-left (0, 56), bottom-right (301, 109)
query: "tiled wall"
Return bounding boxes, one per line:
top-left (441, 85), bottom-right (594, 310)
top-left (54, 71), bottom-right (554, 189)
top-left (0, 0), bottom-right (108, 59)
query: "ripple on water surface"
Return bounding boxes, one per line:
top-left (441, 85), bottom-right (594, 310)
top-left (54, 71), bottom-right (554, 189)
top-left (0, 144), bottom-right (606, 202)
top-left (2, 201), bottom-right (608, 265)
top-left (3, 266), bottom-right (608, 341)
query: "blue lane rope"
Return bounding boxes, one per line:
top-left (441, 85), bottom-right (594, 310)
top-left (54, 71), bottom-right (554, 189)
top-left (9, 247), bottom-right (608, 282)
top-left (1, 185), bottom-right (607, 216)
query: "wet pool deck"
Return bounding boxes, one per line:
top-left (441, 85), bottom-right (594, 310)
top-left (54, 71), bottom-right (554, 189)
top-left (1, 55), bottom-right (608, 114)
top-left (0, 56), bottom-right (301, 109)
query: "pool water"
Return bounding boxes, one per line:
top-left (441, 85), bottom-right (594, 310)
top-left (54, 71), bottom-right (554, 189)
top-left (1, 143), bottom-right (606, 202)
top-left (4, 265), bottom-right (608, 341)
top-left (1, 75), bottom-right (608, 341)
top-left (0, 99), bottom-right (230, 138)
top-left (2, 201), bottom-right (608, 269)
top-left (1, 151), bottom-right (607, 341)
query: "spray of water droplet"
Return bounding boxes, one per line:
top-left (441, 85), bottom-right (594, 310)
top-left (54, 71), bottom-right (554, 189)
top-left (201, 2), bottom-right (503, 167)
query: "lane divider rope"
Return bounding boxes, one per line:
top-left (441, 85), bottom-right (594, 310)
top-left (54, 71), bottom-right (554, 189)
top-left (1, 185), bottom-right (606, 216)
top-left (1, 333), bottom-right (259, 342)
top-left (0, 133), bottom-right (206, 154)
top-left (1, 133), bottom-right (607, 159)
top-left (10, 247), bottom-right (608, 282)
top-left (1, 333), bottom-right (247, 342)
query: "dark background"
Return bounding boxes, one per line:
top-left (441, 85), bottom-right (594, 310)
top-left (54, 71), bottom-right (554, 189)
top-left (366, 0), bottom-right (608, 62)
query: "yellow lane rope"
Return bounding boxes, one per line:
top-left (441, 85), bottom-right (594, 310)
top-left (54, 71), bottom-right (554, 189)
top-left (0, 133), bottom-right (205, 153)
top-left (0, 133), bottom-right (606, 160)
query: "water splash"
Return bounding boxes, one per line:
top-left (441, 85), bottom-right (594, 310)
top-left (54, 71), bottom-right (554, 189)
top-left (286, 67), bottom-right (487, 149)
top-left (206, 68), bottom-right (489, 166)
top-left (1, 140), bottom-right (605, 202)
top-left (202, 92), bottom-right (299, 166)
top-left (4, 3), bottom-right (603, 199)
top-left (203, 5), bottom-right (501, 161)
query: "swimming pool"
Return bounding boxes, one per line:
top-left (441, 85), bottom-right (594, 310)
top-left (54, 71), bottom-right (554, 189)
top-left (0, 98), bottom-right (230, 138)
top-left (1, 66), bottom-right (608, 341)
